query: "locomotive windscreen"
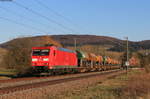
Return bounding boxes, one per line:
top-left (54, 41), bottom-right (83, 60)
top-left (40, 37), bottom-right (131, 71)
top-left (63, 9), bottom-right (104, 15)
top-left (32, 49), bottom-right (50, 56)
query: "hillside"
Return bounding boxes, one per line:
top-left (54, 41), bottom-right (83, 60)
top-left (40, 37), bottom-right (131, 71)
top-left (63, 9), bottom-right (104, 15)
top-left (0, 34), bottom-right (150, 52)
top-left (0, 48), bottom-right (8, 69)
top-left (0, 36), bottom-right (61, 50)
top-left (51, 35), bottom-right (150, 52)
top-left (51, 35), bottom-right (123, 46)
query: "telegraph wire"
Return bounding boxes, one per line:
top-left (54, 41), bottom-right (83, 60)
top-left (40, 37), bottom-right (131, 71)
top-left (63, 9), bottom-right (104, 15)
top-left (0, 16), bottom-right (49, 33)
top-left (12, 1), bottom-right (78, 33)
top-left (0, 6), bottom-right (65, 33)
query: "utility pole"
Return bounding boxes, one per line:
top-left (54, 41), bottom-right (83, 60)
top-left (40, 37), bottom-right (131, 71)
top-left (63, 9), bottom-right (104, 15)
top-left (74, 38), bottom-right (77, 50)
top-left (126, 37), bottom-right (129, 64)
top-left (125, 36), bottom-right (129, 72)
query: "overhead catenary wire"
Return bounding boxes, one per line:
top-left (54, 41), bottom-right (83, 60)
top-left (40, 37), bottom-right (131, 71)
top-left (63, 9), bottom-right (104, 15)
top-left (102, 37), bottom-right (127, 52)
top-left (103, 37), bottom-right (124, 47)
top-left (0, 1), bottom-right (125, 48)
top-left (0, 6), bottom-right (65, 33)
top-left (34, 0), bottom-right (82, 30)
top-left (0, 16), bottom-right (49, 33)
top-left (12, 1), bottom-right (78, 33)
top-left (34, 0), bottom-right (91, 35)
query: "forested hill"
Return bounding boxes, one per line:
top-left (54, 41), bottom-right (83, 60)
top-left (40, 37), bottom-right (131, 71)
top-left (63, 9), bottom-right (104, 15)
top-left (51, 35), bottom-right (150, 52)
top-left (0, 34), bottom-right (149, 52)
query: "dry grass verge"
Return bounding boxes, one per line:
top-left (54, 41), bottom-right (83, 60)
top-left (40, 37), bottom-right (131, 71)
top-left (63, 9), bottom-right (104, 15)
top-left (48, 69), bottom-right (145, 99)
top-left (122, 72), bottom-right (150, 99)
top-left (0, 70), bottom-right (124, 99)
top-left (0, 69), bottom-right (147, 99)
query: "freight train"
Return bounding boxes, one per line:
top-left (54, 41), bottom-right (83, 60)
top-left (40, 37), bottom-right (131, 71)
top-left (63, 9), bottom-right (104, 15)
top-left (31, 45), bottom-right (123, 74)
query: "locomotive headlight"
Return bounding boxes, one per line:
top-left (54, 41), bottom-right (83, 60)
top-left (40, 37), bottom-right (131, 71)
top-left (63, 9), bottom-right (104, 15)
top-left (32, 58), bottom-right (38, 62)
top-left (43, 58), bottom-right (49, 61)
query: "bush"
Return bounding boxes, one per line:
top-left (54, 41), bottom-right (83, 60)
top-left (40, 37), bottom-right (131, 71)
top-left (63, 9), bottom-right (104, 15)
top-left (137, 53), bottom-right (150, 73)
top-left (3, 38), bottom-right (32, 72)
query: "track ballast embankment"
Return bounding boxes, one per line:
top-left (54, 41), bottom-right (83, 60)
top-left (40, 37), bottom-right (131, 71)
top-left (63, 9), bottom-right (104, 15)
top-left (0, 69), bottom-right (126, 95)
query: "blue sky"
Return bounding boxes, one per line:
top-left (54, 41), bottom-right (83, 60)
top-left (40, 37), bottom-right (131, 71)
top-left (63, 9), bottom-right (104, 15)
top-left (0, 0), bottom-right (150, 43)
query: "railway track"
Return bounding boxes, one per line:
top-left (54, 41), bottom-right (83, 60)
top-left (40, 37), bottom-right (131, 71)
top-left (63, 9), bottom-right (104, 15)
top-left (0, 71), bottom-right (114, 88)
top-left (0, 69), bottom-right (126, 95)
top-left (0, 67), bottom-right (119, 84)
top-left (0, 68), bottom-right (120, 88)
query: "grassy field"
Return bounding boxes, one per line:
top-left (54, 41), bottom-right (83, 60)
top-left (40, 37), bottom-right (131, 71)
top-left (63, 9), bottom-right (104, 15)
top-left (52, 69), bottom-right (148, 99)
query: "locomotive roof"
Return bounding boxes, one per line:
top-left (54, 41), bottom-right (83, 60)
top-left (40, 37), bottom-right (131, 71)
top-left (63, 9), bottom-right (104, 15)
top-left (57, 47), bottom-right (75, 53)
top-left (32, 46), bottom-right (76, 53)
top-left (32, 46), bottom-right (51, 49)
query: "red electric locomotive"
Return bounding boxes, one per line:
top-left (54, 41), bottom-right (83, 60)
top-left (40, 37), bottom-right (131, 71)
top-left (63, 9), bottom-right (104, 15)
top-left (32, 45), bottom-right (78, 72)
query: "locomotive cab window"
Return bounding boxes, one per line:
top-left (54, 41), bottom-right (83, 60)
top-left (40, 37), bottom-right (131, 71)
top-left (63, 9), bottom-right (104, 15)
top-left (32, 49), bottom-right (50, 56)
